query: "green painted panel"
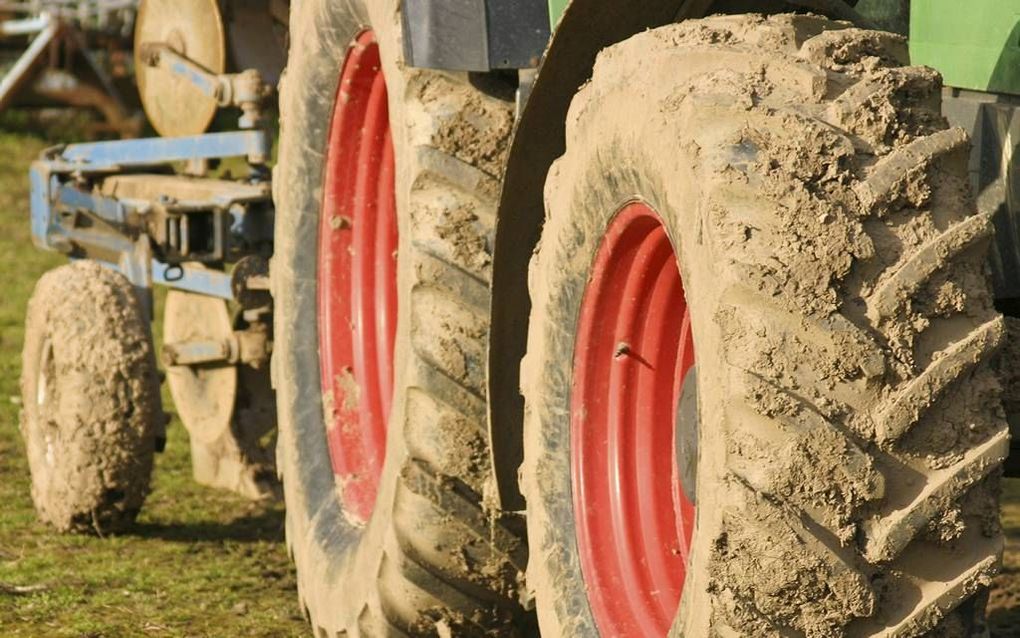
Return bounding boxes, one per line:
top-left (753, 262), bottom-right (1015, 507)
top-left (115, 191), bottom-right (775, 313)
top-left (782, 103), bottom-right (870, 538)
top-left (910, 0), bottom-right (1020, 96)
top-left (549, 0), bottom-right (568, 29)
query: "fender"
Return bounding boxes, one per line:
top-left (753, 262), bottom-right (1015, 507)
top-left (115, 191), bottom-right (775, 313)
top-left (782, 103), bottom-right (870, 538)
top-left (487, 0), bottom-right (716, 511)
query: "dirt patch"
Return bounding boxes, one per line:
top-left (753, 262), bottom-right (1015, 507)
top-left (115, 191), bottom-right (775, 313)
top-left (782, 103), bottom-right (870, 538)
top-left (414, 73), bottom-right (514, 176)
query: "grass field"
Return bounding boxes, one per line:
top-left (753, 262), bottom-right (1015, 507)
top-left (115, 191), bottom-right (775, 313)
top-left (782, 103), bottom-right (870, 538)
top-left (0, 131), bottom-right (307, 636)
top-left (0, 126), bottom-right (1016, 636)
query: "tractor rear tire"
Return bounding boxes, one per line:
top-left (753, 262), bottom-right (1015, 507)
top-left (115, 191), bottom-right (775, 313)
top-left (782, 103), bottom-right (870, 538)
top-left (273, 1), bottom-right (527, 635)
top-left (20, 261), bottom-right (162, 534)
top-left (523, 14), bottom-right (1007, 637)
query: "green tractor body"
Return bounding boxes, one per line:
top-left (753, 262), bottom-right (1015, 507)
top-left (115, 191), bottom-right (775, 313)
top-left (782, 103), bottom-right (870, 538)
top-left (911, 0), bottom-right (1020, 96)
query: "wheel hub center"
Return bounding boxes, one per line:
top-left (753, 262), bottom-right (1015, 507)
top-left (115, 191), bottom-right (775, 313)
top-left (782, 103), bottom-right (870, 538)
top-left (317, 30), bottom-right (398, 525)
top-left (570, 202), bottom-right (696, 636)
top-left (675, 365), bottom-right (698, 505)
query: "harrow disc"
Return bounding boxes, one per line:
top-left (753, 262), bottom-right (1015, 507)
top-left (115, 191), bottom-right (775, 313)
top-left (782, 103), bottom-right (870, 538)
top-left (134, 0), bottom-right (226, 137)
top-left (163, 289), bottom-right (237, 445)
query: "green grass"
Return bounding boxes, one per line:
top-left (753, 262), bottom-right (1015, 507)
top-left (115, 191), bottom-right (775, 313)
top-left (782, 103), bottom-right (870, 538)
top-left (0, 129), bottom-right (306, 637)
top-left (0, 121), bottom-right (1017, 636)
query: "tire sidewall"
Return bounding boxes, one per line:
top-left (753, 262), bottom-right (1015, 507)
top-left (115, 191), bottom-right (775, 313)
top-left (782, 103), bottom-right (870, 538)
top-left (272, 0), bottom-right (412, 624)
top-left (21, 299), bottom-right (56, 514)
top-left (527, 172), bottom-right (693, 636)
top-left (524, 71), bottom-right (734, 636)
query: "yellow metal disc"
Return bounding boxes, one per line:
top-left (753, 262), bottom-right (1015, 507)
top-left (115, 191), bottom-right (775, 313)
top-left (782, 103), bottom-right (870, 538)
top-left (135, 0), bottom-right (226, 137)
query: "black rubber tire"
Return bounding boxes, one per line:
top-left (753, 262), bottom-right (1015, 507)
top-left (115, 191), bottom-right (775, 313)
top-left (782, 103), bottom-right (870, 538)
top-left (272, 1), bottom-right (527, 635)
top-left (20, 260), bottom-right (161, 534)
top-left (523, 14), bottom-right (1006, 637)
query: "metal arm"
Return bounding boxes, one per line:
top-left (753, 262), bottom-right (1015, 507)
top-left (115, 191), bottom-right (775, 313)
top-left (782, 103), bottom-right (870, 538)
top-left (137, 42), bottom-right (273, 129)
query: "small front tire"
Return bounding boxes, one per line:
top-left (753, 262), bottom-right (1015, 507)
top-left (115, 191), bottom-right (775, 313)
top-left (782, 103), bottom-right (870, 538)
top-left (20, 261), bottom-right (162, 534)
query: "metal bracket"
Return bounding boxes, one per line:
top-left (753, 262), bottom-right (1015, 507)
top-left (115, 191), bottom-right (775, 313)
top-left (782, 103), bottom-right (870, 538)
top-left (162, 328), bottom-right (271, 368)
top-left (29, 129), bottom-right (273, 300)
top-left (46, 129), bottom-right (272, 172)
top-left (138, 42), bottom-right (273, 129)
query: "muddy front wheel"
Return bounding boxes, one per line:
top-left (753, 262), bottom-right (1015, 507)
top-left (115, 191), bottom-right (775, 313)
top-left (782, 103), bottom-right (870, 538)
top-left (20, 261), bottom-right (162, 534)
top-left (523, 14), bottom-right (1007, 637)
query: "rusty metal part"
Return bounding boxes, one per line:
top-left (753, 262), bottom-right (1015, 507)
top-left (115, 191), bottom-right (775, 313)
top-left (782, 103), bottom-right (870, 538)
top-left (0, 1), bottom-right (138, 23)
top-left (0, 12), bottom-right (62, 112)
top-left (0, 5), bottom-right (140, 135)
top-left (230, 255), bottom-right (271, 310)
top-left (31, 68), bottom-right (141, 137)
top-left (134, 0), bottom-right (225, 137)
top-left (220, 68), bottom-right (269, 128)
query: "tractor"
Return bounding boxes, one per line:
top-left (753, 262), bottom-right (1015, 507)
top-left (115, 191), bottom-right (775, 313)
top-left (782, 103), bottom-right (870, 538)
top-left (17, 0), bottom-right (1020, 635)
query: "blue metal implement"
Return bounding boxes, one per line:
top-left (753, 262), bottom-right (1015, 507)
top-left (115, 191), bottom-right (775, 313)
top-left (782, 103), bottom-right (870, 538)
top-left (152, 261), bottom-right (234, 299)
top-left (52, 129), bottom-right (271, 171)
top-left (30, 128), bottom-right (273, 304)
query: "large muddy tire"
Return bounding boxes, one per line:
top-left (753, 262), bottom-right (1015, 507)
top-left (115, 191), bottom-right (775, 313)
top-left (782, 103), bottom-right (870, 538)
top-left (20, 261), bottom-right (162, 534)
top-left (273, 1), bottom-right (526, 635)
top-left (523, 14), bottom-right (1007, 637)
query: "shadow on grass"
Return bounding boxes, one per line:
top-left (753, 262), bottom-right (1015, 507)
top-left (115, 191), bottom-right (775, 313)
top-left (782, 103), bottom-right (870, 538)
top-left (125, 509), bottom-right (285, 544)
top-left (990, 562), bottom-right (1020, 637)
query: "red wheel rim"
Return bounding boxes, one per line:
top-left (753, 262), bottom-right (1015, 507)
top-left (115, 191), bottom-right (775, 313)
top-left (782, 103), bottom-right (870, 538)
top-left (317, 30), bottom-right (398, 524)
top-left (571, 202), bottom-right (696, 636)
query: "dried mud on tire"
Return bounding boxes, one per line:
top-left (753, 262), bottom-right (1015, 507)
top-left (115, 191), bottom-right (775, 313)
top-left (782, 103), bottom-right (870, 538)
top-left (20, 260), bottom-right (161, 533)
top-left (523, 14), bottom-right (1007, 637)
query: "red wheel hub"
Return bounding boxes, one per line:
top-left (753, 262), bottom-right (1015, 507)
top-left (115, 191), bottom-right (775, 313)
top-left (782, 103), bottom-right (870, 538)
top-left (317, 31), bottom-right (397, 524)
top-left (571, 202), bottom-right (696, 636)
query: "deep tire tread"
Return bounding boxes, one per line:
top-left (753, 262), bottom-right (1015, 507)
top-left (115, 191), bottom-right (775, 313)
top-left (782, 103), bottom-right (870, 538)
top-left (522, 14), bottom-right (1005, 638)
top-left (869, 212), bottom-right (994, 323)
top-left (873, 316), bottom-right (1004, 443)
